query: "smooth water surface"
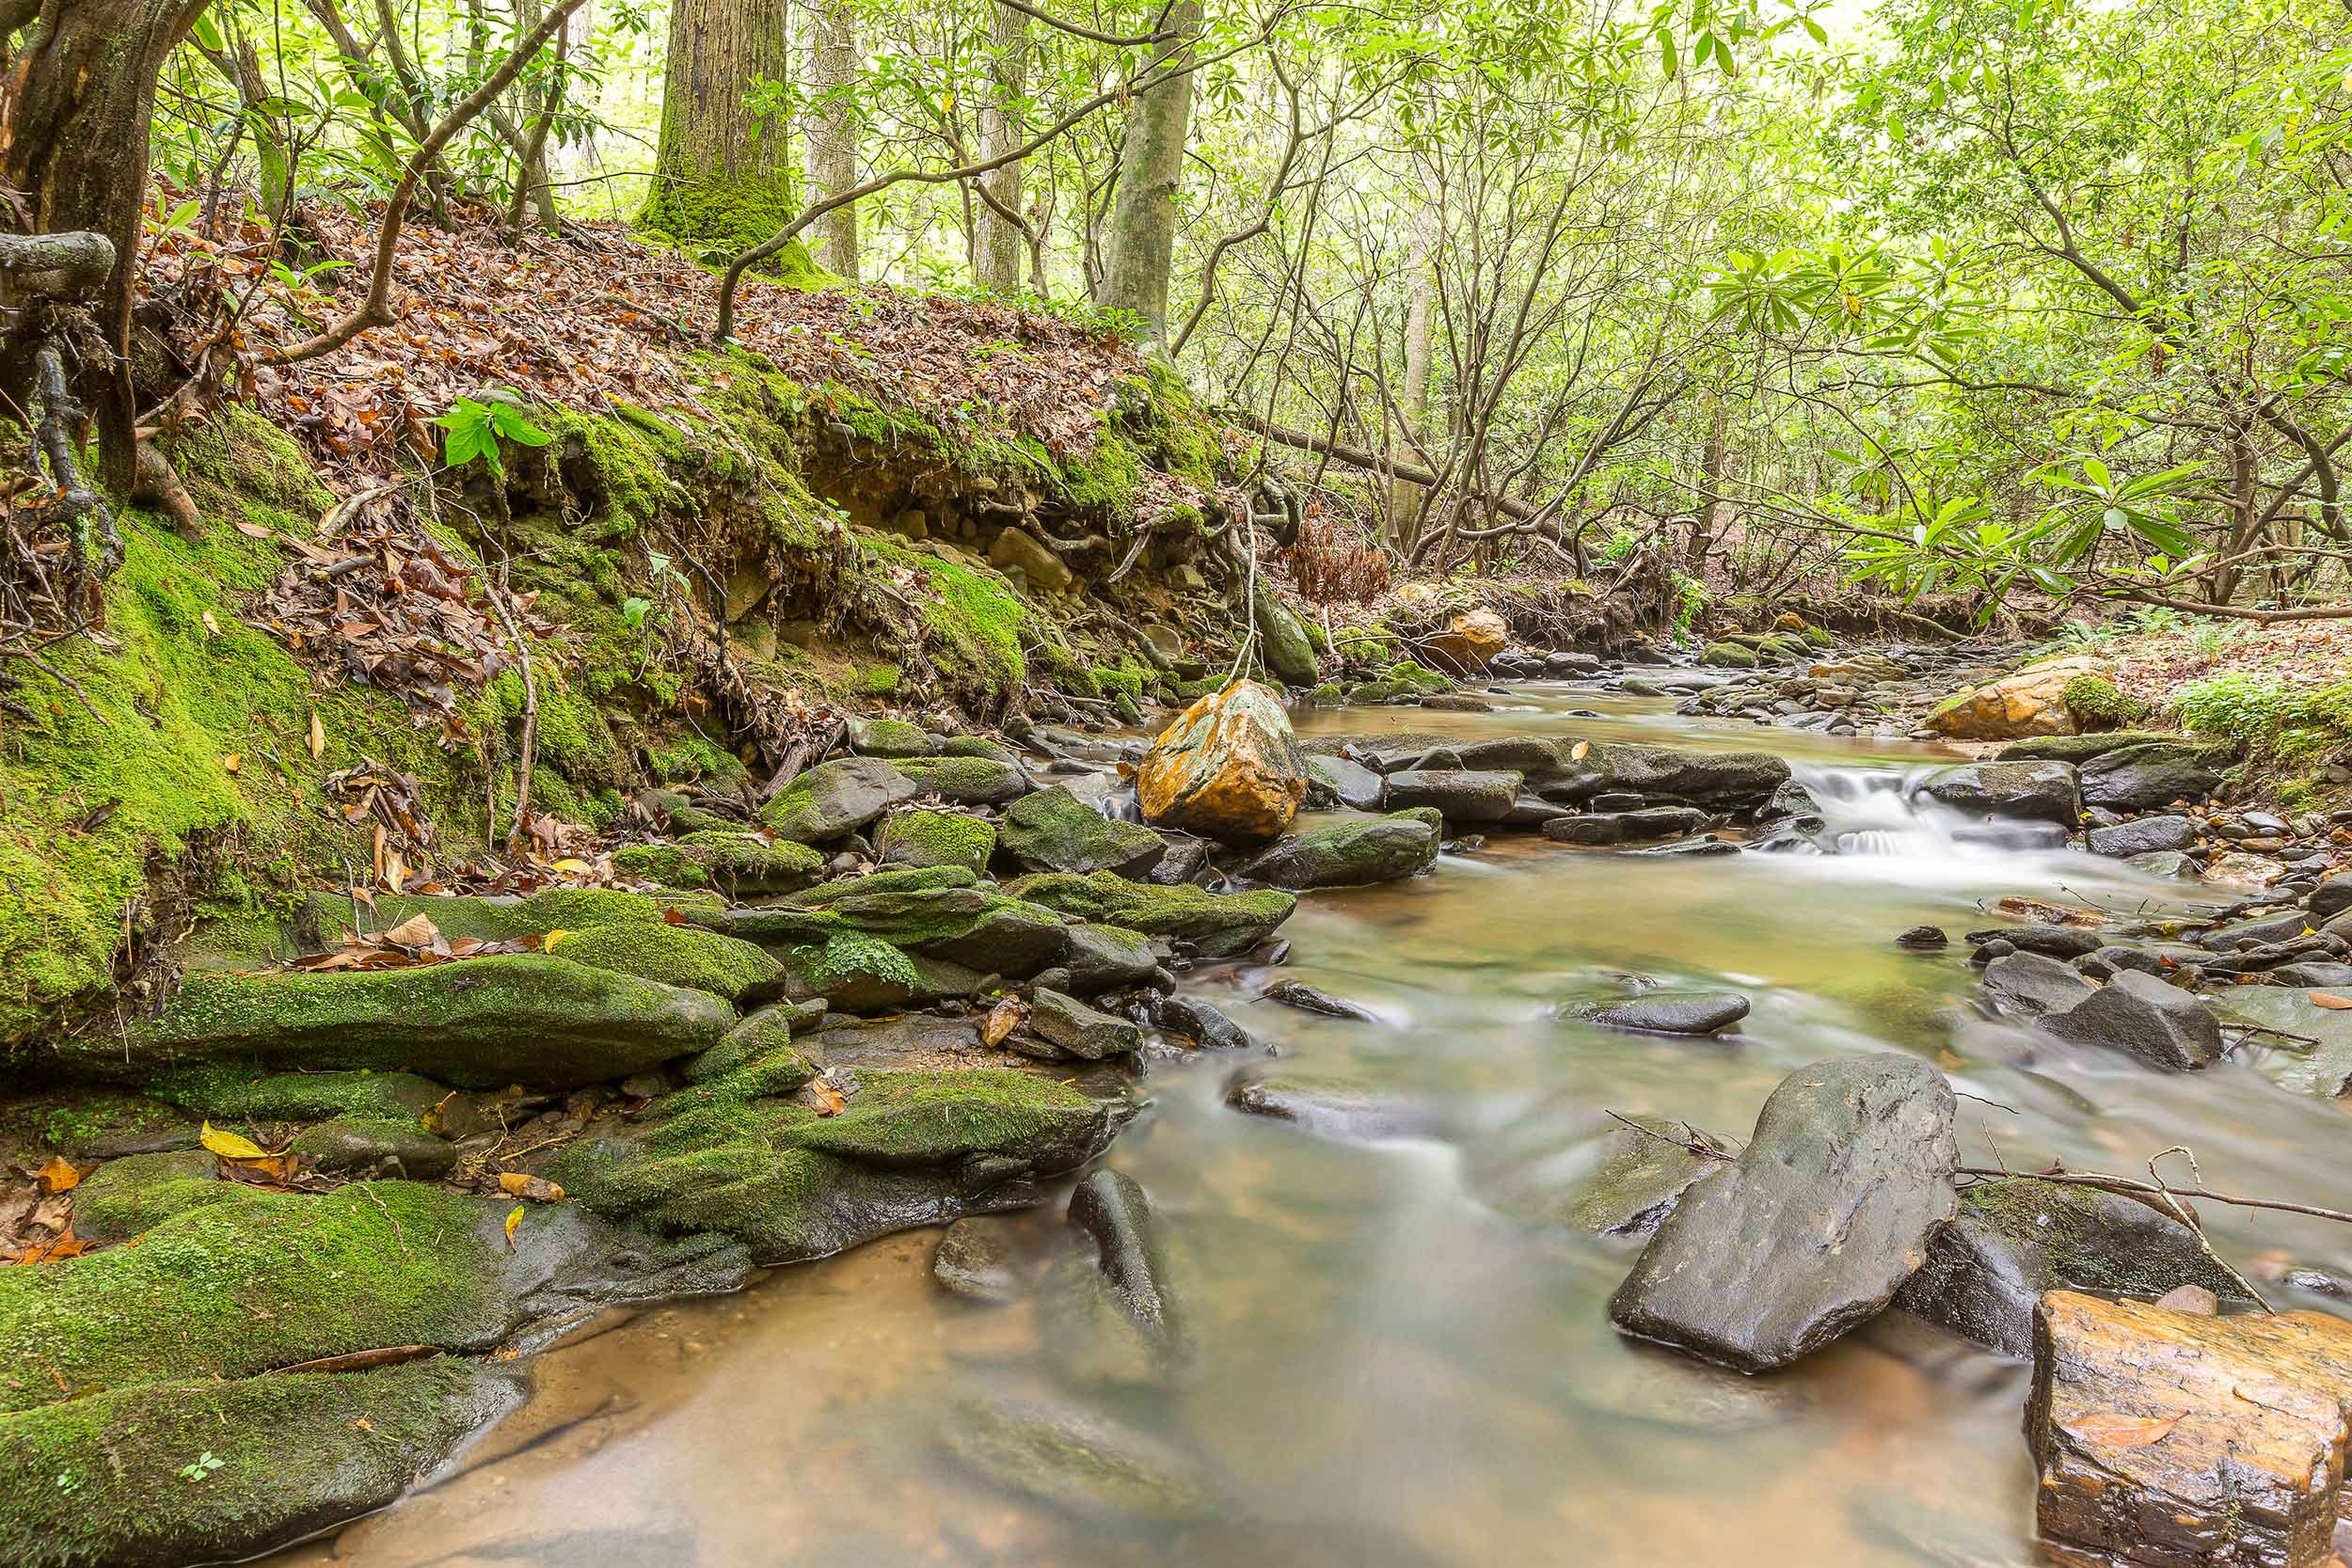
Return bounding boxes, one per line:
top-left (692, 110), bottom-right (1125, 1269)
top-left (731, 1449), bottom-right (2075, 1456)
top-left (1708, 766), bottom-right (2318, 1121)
top-left (285, 686), bottom-right (2352, 1568)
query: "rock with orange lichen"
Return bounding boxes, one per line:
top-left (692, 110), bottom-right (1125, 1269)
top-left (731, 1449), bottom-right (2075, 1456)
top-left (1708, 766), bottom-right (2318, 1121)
top-left (1925, 656), bottom-right (2105, 740)
top-left (1134, 681), bottom-right (1306, 846)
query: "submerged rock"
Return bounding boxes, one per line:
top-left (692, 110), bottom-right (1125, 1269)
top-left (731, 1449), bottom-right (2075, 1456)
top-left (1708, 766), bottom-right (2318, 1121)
top-left (1894, 1178), bottom-right (2249, 1357)
top-left (2045, 969), bottom-right (2224, 1070)
top-left (1135, 680), bottom-right (1307, 845)
top-left (1222, 1065), bottom-right (1441, 1140)
top-left (946, 1397), bottom-right (1223, 1522)
top-left (1260, 978), bottom-right (1380, 1021)
top-left (1544, 807), bottom-right (1708, 846)
top-left (2028, 1291), bottom-right (2352, 1568)
top-left (1568, 1117), bottom-right (1731, 1238)
top-left (1564, 992), bottom-right (1750, 1037)
top-left (1000, 784), bottom-right (1168, 877)
top-left (1608, 1053), bottom-right (1958, 1372)
top-left (1067, 1169), bottom-right (1182, 1351)
top-left (1237, 810), bottom-right (1439, 889)
top-left (932, 1217), bottom-right (1023, 1303)
top-left (105, 956), bottom-right (734, 1089)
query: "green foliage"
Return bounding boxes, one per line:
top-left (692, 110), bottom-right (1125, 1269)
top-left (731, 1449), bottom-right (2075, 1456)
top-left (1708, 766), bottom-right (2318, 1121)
top-left (2178, 673), bottom-right (2287, 745)
top-left (2061, 674), bottom-right (2149, 730)
top-left (433, 392), bottom-right (550, 478)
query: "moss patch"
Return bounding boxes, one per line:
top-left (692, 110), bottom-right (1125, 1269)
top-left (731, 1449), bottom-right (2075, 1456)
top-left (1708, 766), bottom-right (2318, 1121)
top-left (551, 922), bottom-right (784, 1003)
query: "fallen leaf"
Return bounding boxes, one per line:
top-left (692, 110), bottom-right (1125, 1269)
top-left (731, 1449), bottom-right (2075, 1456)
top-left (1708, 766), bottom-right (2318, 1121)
top-left (34, 1155), bottom-right (84, 1195)
top-left (222, 753), bottom-right (242, 775)
top-left (199, 1121), bottom-right (269, 1162)
top-left (2308, 991), bottom-right (2352, 1009)
top-left (382, 912), bottom-right (441, 948)
top-left (497, 1172), bottom-right (564, 1202)
top-left (549, 857), bottom-right (593, 874)
top-left (542, 928), bottom-right (571, 951)
top-left (810, 1079), bottom-right (848, 1117)
top-left (309, 710), bottom-right (326, 759)
top-left (1570, 739), bottom-right (1591, 761)
top-left (981, 996), bottom-right (1024, 1047)
top-left (2064, 1411), bottom-right (2187, 1448)
top-left (200, 610), bottom-right (220, 635)
top-left (8, 1230), bottom-right (91, 1264)
top-left (233, 518), bottom-right (274, 538)
top-left (504, 1205), bottom-right (525, 1248)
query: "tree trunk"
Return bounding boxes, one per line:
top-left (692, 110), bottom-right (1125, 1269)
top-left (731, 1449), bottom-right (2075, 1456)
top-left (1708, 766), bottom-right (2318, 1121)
top-left (1095, 0), bottom-right (1202, 346)
top-left (973, 0), bottom-right (1029, 296)
top-left (640, 0), bottom-right (795, 256)
top-left (1391, 241), bottom-right (1434, 547)
top-left (1689, 400), bottom-right (1725, 572)
top-left (802, 0), bottom-right (860, 281)
top-left (0, 0), bottom-right (212, 484)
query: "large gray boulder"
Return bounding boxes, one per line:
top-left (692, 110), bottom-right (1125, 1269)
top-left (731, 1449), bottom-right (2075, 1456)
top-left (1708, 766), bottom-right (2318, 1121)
top-left (1238, 811), bottom-right (1439, 888)
top-left (2088, 815), bottom-right (2197, 857)
top-left (1607, 1053), bottom-right (1958, 1372)
top-left (1915, 760), bottom-right (2080, 827)
top-left (758, 756), bottom-right (917, 841)
top-left (1980, 950), bottom-right (2098, 1020)
top-left (1547, 743), bottom-right (1790, 812)
top-left (2076, 740), bottom-right (2233, 811)
top-left (1382, 768), bottom-right (1521, 823)
top-left (1304, 753), bottom-right (1386, 812)
top-left (2044, 969), bottom-right (2224, 1069)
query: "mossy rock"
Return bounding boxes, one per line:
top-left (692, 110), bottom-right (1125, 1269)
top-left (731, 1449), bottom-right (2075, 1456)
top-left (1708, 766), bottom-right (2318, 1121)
top-left (552, 1067), bottom-right (1119, 1263)
top-left (0, 1358), bottom-right (523, 1568)
top-left (849, 717), bottom-right (939, 759)
top-left (299, 887), bottom-right (713, 950)
top-left (674, 829), bottom-right (827, 895)
top-left (1000, 784), bottom-right (1168, 878)
top-left (1802, 626), bottom-right (1834, 648)
top-left (1383, 660), bottom-right (1455, 694)
top-left (895, 754), bottom-right (1030, 805)
top-left (1701, 641), bottom-right (1758, 669)
top-left (1251, 584), bottom-right (1318, 687)
top-left (757, 756), bottom-right (917, 843)
top-left (879, 808), bottom-right (997, 873)
top-left (550, 924), bottom-right (784, 1004)
top-left (611, 842), bottom-right (712, 890)
top-left (724, 882), bottom-right (1073, 978)
top-left (99, 955), bottom-right (735, 1089)
top-left (1004, 872), bottom-right (1294, 958)
top-left (680, 1000), bottom-right (827, 1086)
top-left (287, 1115), bottom-right (456, 1179)
top-left (2061, 673), bottom-right (2151, 730)
top-left (144, 1066), bottom-right (449, 1126)
top-left (1236, 811), bottom-right (1439, 890)
top-left (69, 1149), bottom-right (242, 1243)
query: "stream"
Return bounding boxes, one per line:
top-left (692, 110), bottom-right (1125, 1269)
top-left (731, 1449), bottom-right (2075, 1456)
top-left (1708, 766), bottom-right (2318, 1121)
top-left (277, 684), bottom-right (2352, 1568)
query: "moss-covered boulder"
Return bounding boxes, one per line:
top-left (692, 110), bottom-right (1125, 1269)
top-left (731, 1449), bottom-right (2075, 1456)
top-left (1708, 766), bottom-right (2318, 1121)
top-left (69, 1149), bottom-right (237, 1243)
top-left (680, 1000), bottom-right (827, 1085)
top-left (553, 1068), bottom-right (1120, 1263)
top-left (0, 1359), bottom-right (523, 1568)
top-left (95, 955), bottom-right (735, 1088)
top-left (757, 756), bottom-right (917, 843)
top-left (1237, 811), bottom-right (1439, 890)
top-left (610, 842), bottom-right (711, 890)
top-left (673, 830), bottom-right (828, 895)
top-left (895, 754), bottom-right (1031, 805)
top-left (1701, 641), bottom-right (1758, 669)
top-left (1251, 583), bottom-right (1318, 687)
top-left (723, 883), bottom-right (1073, 978)
top-left (552, 922), bottom-right (785, 1004)
top-left (287, 1115), bottom-right (456, 1178)
top-left (879, 808), bottom-right (997, 873)
top-left (1005, 872), bottom-right (1294, 958)
top-left (1000, 784), bottom-right (1168, 878)
top-left (849, 717), bottom-right (940, 759)
top-left (297, 887), bottom-right (719, 950)
top-left (144, 1066), bottom-right (451, 1126)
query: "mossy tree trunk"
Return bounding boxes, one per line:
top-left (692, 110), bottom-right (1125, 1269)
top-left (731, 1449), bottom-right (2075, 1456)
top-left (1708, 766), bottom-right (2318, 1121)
top-left (0, 0), bottom-right (213, 486)
top-left (973, 0), bottom-right (1029, 296)
top-left (1095, 0), bottom-right (1202, 349)
top-left (640, 0), bottom-right (795, 255)
top-left (801, 0), bottom-right (861, 281)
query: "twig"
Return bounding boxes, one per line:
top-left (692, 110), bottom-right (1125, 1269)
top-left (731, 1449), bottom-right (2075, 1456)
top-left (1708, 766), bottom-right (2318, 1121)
top-left (1604, 1108), bottom-right (1735, 1162)
top-left (1955, 1163), bottom-right (2352, 1227)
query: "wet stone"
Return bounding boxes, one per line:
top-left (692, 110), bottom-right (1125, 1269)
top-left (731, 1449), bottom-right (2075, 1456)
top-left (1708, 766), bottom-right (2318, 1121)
top-left (2045, 970), bottom-right (2224, 1070)
top-left (1543, 807), bottom-right (1708, 846)
top-left (1563, 992), bottom-right (1751, 1037)
top-left (1979, 950), bottom-right (2097, 1020)
top-left (1260, 978), bottom-right (1380, 1021)
top-left (1067, 1169), bottom-right (1181, 1352)
top-left (932, 1218), bottom-right (1023, 1304)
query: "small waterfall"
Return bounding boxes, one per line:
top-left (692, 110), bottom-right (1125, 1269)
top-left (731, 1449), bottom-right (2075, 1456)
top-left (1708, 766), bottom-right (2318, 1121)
top-left (1790, 764), bottom-right (1951, 856)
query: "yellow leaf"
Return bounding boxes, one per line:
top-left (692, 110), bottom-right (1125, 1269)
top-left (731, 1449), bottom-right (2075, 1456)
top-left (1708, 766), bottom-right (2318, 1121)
top-left (35, 1155), bottom-right (84, 1194)
top-left (497, 1172), bottom-right (564, 1202)
top-left (541, 928), bottom-right (571, 951)
top-left (2063, 1410), bottom-right (2187, 1448)
top-left (810, 1078), bottom-right (847, 1116)
top-left (308, 710), bottom-right (326, 759)
top-left (199, 1121), bottom-right (268, 1162)
top-left (504, 1205), bottom-right (525, 1248)
top-left (550, 857), bottom-right (593, 874)
top-left (200, 610), bottom-right (220, 636)
top-left (1570, 739), bottom-right (1590, 762)
top-left (222, 753), bottom-right (242, 775)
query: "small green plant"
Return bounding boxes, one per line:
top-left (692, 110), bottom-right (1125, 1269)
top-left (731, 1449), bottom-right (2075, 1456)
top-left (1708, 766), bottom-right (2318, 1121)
top-left (54, 1470), bottom-right (81, 1495)
top-left (1599, 527), bottom-right (1642, 564)
top-left (1672, 571), bottom-right (1708, 634)
top-left (178, 1451), bottom-right (225, 1483)
top-left (434, 390), bottom-right (552, 478)
top-left (2061, 673), bottom-right (2148, 729)
top-left (2178, 672), bottom-right (2285, 744)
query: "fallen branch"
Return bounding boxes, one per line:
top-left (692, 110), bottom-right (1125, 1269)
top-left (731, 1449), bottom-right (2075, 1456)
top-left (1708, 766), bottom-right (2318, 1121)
top-left (1955, 1161), bottom-right (2352, 1228)
top-left (1222, 407), bottom-right (1538, 522)
top-left (1604, 1108), bottom-right (1736, 1162)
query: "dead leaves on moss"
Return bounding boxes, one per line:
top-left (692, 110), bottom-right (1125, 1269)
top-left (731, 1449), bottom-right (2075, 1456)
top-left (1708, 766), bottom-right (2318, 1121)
top-left (2, 1159), bottom-right (90, 1263)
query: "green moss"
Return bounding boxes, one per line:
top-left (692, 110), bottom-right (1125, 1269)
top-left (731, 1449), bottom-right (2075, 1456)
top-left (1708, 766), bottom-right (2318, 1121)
top-left (878, 808), bottom-right (997, 872)
top-left (854, 536), bottom-right (1035, 702)
top-left (858, 663), bottom-right (902, 696)
top-left (893, 753), bottom-right (1025, 803)
top-left (1702, 641), bottom-right (1759, 669)
top-left (549, 922), bottom-right (783, 1002)
top-left (0, 1182), bottom-right (520, 1410)
top-left (1004, 871), bottom-right (1293, 958)
top-left (2061, 673), bottom-right (2150, 729)
top-left (1961, 1179), bottom-right (2242, 1299)
top-left (674, 830), bottom-right (826, 894)
top-left (637, 177), bottom-right (832, 284)
top-left (612, 843), bottom-right (711, 889)
top-left (1383, 660), bottom-right (1455, 693)
top-left (0, 1358), bottom-right (514, 1568)
top-left (851, 718), bottom-right (935, 757)
top-left (787, 928), bottom-right (922, 992)
top-left (70, 1150), bottom-right (246, 1243)
top-left (144, 1066), bottom-right (446, 1125)
top-left (647, 735), bottom-right (749, 785)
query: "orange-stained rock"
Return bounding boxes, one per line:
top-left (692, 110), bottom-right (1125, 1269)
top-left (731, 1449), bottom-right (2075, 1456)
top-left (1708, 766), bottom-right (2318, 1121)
top-left (1926, 656), bottom-right (2103, 740)
top-left (1136, 680), bottom-right (1306, 846)
top-left (1427, 607), bottom-right (1508, 673)
top-left (2029, 1289), bottom-right (2352, 1568)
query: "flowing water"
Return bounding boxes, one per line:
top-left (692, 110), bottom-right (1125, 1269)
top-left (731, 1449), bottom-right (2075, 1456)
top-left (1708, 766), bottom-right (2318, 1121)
top-left (282, 685), bottom-right (2352, 1568)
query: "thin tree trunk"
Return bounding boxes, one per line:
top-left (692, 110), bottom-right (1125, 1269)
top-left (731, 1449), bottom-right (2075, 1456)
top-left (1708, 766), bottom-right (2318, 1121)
top-left (802, 0), bottom-right (860, 280)
top-left (641, 0), bottom-right (794, 254)
top-left (974, 0), bottom-right (1029, 294)
top-left (1095, 0), bottom-right (1202, 346)
top-left (1690, 400), bottom-right (1724, 572)
top-left (1391, 237), bottom-right (1434, 547)
top-left (0, 0), bottom-right (211, 486)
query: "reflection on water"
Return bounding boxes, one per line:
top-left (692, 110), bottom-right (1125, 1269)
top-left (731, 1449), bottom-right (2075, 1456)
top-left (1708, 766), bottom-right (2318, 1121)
top-left (281, 686), bottom-right (2352, 1568)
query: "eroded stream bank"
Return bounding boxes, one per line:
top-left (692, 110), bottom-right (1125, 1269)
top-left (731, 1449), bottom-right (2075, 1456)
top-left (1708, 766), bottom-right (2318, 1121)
top-left (251, 681), bottom-right (2352, 1568)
